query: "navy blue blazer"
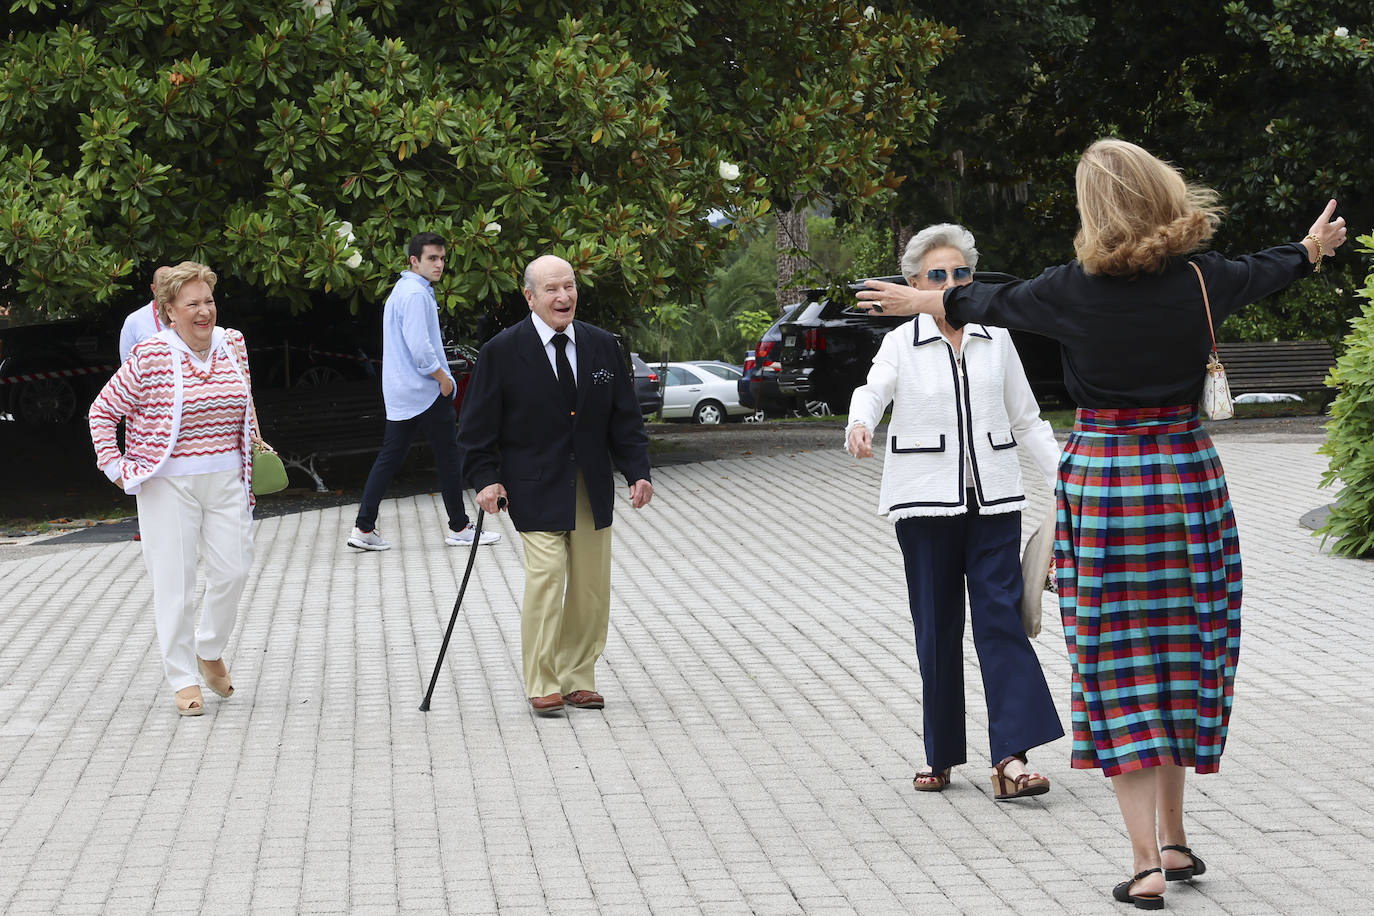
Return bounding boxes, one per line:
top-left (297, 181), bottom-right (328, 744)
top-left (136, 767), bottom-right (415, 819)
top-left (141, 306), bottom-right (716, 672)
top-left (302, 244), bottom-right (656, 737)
top-left (458, 316), bottom-right (651, 532)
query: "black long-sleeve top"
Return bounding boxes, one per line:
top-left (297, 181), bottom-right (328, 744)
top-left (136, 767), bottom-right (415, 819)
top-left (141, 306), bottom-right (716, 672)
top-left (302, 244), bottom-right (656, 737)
top-left (942, 243), bottom-right (1314, 408)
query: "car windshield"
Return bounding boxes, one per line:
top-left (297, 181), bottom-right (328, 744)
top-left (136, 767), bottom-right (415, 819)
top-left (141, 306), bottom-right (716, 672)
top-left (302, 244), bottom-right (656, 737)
top-left (698, 364), bottom-right (740, 380)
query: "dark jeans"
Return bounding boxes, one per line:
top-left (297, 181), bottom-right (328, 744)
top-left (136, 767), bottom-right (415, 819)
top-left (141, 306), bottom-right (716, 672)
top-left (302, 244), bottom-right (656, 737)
top-left (894, 493), bottom-right (1064, 770)
top-left (355, 394), bottom-right (470, 534)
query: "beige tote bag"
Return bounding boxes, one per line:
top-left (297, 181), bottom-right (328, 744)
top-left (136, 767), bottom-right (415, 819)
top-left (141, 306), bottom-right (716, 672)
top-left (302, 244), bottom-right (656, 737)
top-left (1019, 503), bottom-right (1056, 638)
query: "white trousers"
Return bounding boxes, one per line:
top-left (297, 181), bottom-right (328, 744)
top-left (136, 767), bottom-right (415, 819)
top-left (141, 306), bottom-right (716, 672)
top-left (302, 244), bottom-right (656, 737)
top-left (136, 470), bottom-right (253, 691)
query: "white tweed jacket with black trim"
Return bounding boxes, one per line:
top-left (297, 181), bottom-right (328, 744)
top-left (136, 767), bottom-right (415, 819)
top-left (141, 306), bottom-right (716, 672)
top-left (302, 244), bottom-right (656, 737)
top-left (845, 314), bottom-right (1060, 520)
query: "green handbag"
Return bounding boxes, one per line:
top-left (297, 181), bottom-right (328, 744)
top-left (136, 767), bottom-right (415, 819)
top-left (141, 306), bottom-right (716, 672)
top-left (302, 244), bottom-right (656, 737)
top-left (251, 439), bottom-right (289, 495)
top-left (229, 342), bottom-right (288, 496)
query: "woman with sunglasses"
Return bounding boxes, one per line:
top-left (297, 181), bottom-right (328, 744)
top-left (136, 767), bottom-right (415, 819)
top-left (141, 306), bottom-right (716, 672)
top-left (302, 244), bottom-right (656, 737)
top-left (846, 223), bottom-right (1064, 800)
top-left (856, 141), bottom-right (1348, 909)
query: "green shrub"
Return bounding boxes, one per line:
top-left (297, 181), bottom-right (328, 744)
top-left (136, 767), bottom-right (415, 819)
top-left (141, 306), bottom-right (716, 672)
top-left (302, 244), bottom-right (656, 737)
top-left (1317, 234), bottom-right (1374, 558)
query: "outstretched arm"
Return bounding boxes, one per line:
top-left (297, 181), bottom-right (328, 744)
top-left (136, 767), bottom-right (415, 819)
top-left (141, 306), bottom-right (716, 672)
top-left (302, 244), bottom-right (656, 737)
top-left (854, 280), bottom-right (946, 318)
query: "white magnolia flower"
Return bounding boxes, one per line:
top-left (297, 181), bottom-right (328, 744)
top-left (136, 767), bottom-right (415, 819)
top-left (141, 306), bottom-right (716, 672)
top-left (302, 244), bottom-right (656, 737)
top-left (335, 220), bottom-right (353, 239)
top-left (1334, 26), bottom-right (1349, 37)
top-left (484, 221), bottom-right (502, 234)
top-left (863, 5), bottom-right (876, 19)
top-left (303, 0), bottom-right (332, 18)
top-left (718, 161), bottom-right (741, 182)
top-left (345, 251), bottom-right (362, 269)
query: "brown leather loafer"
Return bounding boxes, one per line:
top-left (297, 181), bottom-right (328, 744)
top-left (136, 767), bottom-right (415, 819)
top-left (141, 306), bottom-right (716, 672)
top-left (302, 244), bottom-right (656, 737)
top-left (530, 693), bottom-right (564, 715)
top-left (564, 690), bottom-right (604, 709)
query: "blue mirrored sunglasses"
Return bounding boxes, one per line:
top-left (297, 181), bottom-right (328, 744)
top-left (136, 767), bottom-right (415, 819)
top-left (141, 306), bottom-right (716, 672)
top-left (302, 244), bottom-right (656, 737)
top-left (925, 266), bottom-right (973, 283)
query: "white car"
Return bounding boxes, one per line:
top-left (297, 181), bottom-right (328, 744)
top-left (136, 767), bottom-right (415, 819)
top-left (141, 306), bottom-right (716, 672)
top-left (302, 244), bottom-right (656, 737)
top-left (658, 361), bottom-right (753, 424)
top-left (1233, 392), bottom-right (1302, 404)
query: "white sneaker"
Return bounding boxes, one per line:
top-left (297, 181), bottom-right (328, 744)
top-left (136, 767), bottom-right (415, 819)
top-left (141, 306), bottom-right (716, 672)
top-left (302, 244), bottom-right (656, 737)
top-left (347, 527), bottom-right (391, 551)
top-left (445, 523), bottom-right (501, 547)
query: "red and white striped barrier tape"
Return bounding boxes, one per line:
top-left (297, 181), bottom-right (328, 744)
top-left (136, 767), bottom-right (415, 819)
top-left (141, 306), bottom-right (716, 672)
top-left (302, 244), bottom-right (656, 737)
top-left (0, 364), bottom-right (117, 386)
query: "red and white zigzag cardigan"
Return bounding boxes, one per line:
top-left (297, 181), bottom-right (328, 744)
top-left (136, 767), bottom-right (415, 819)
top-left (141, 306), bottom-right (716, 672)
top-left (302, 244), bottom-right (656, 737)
top-left (89, 327), bottom-right (258, 510)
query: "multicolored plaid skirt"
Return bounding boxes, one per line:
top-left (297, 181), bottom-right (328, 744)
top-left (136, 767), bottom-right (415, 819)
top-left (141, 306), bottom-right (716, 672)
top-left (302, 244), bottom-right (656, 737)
top-left (1056, 405), bottom-right (1242, 776)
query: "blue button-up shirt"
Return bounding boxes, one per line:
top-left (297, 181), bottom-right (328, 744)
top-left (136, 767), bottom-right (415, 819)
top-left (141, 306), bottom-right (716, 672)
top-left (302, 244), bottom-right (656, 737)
top-left (381, 270), bottom-right (451, 421)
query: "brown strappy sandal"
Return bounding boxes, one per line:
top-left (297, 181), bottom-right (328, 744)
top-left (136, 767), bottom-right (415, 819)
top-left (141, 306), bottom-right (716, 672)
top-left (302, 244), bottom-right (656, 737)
top-left (991, 754), bottom-right (1050, 800)
top-left (912, 768), bottom-right (951, 792)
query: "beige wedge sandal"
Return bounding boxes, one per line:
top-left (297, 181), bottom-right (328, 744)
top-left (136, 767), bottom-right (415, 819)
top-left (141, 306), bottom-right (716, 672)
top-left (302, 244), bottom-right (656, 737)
top-left (175, 685), bottom-right (205, 717)
top-left (197, 656), bottom-right (234, 698)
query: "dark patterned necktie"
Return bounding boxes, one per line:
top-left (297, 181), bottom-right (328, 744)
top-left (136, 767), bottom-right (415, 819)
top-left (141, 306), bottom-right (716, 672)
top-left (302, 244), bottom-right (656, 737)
top-left (551, 332), bottom-right (577, 417)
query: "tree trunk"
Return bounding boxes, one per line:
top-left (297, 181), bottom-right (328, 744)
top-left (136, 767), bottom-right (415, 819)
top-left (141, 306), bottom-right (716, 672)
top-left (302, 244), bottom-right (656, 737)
top-left (893, 215), bottom-right (915, 272)
top-left (775, 206), bottom-right (809, 313)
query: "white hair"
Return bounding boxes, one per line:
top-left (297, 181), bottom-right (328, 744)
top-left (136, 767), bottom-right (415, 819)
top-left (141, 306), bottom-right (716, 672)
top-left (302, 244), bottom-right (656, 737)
top-left (899, 223), bottom-right (979, 278)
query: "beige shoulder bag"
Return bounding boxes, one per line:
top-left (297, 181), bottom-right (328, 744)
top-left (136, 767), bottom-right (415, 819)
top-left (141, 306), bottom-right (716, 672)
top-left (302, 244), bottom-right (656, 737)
top-left (1190, 261), bottom-right (1233, 421)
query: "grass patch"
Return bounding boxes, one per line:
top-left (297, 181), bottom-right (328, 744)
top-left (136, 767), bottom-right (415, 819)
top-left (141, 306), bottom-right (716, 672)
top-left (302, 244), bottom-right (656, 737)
top-left (647, 437), bottom-right (688, 455)
top-left (1231, 397), bottom-right (1328, 419)
top-left (0, 504), bottom-right (136, 537)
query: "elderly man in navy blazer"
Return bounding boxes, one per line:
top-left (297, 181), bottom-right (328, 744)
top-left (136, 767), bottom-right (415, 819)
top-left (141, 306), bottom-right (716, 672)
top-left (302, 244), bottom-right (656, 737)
top-left (458, 255), bottom-right (653, 715)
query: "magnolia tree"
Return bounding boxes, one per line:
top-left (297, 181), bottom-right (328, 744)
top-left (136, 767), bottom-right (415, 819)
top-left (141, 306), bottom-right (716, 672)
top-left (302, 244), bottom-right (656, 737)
top-left (0, 0), bottom-right (949, 333)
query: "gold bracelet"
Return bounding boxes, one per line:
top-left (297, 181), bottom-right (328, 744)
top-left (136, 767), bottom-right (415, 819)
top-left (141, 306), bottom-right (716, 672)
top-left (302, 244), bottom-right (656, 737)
top-left (1305, 233), bottom-right (1323, 271)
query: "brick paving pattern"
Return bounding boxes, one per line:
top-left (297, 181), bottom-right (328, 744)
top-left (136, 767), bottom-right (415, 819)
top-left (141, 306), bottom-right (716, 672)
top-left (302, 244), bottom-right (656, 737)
top-left (0, 429), bottom-right (1368, 914)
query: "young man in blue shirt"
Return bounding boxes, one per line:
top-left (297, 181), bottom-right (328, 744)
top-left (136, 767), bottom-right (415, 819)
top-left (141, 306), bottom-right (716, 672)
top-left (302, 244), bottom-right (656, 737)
top-left (347, 232), bottom-right (499, 551)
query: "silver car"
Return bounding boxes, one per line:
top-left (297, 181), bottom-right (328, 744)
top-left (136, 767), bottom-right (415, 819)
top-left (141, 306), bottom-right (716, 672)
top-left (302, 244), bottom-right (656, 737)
top-left (657, 361), bottom-right (753, 424)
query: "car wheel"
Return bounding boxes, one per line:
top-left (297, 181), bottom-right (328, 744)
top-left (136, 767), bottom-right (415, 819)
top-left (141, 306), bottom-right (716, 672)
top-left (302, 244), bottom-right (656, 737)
top-left (15, 378), bottom-right (78, 424)
top-left (743, 410), bottom-right (766, 423)
top-left (296, 365), bottom-right (348, 386)
top-left (802, 399), bottom-right (832, 417)
top-left (693, 400), bottom-right (726, 425)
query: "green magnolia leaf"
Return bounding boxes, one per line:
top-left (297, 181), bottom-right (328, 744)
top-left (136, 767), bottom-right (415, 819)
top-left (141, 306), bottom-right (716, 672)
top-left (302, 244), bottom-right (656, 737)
top-left (1, 0), bottom-right (952, 338)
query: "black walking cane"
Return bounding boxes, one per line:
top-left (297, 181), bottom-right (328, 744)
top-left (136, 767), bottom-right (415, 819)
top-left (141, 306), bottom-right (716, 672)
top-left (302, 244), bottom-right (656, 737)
top-left (419, 497), bottom-right (504, 711)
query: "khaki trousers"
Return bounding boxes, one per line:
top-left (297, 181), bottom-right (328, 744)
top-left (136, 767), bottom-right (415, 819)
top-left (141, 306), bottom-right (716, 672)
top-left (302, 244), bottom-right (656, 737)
top-left (518, 474), bottom-right (612, 698)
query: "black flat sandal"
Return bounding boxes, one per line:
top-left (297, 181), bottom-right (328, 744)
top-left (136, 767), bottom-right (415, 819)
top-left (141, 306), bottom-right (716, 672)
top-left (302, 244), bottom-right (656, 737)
top-left (1112, 867), bottom-right (1164, 910)
top-left (1161, 844), bottom-right (1207, 881)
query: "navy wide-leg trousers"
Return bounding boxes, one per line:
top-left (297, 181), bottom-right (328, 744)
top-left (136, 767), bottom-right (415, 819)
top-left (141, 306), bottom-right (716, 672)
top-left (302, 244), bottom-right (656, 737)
top-left (894, 500), bottom-right (1063, 771)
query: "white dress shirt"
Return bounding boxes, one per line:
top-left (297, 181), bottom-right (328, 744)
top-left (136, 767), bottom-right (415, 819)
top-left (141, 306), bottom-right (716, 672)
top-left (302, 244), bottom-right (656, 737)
top-left (530, 312), bottom-right (577, 383)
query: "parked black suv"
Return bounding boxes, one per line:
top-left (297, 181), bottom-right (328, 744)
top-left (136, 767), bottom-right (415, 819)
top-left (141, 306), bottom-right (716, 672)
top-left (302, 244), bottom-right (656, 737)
top-left (737, 303), bottom-right (830, 418)
top-left (774, 274), bottom-right (1068, 410)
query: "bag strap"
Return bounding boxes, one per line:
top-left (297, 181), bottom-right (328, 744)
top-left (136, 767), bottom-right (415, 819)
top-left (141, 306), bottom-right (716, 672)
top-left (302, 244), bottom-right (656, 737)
top-left (1188, 260), bottom-right (1219, 357)
top-left (223, 332), bottom-right (264, 444)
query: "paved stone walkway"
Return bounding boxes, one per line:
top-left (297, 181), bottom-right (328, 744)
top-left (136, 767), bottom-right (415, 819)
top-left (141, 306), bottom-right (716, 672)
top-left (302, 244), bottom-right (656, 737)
top-left (1, 429), bottom-right (1369, 914)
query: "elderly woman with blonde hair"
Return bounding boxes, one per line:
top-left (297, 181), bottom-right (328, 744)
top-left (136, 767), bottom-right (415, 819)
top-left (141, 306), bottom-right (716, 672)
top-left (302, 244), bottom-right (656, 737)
top-left (847, 222), bottom-right (1065, 801)
top-left (90, 261), bottom-right (257, 716)
top-left (857, 139), bottom-right (1348, 908)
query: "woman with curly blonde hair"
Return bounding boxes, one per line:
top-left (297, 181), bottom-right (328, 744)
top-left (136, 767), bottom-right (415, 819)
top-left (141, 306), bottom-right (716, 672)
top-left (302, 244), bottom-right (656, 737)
top-left (856, 138), bottom-right (1348, 908)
